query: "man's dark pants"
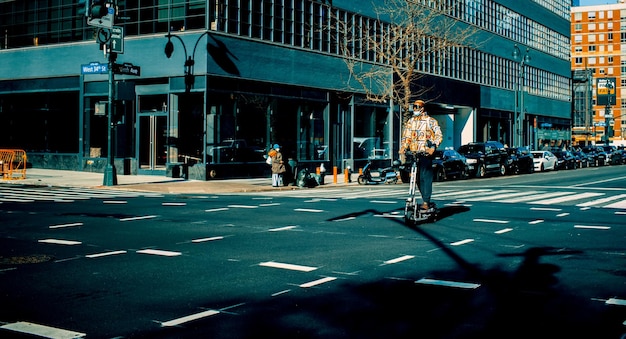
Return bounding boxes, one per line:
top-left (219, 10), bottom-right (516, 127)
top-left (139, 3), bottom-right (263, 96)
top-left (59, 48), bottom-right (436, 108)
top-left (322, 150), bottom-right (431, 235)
top-left (417, 154), bottom-right (434, 205)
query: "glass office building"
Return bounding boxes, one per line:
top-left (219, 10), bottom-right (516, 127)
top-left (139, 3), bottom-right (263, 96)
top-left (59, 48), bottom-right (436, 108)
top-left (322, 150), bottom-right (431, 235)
top-left (0, 0), bottom-right (572, 179)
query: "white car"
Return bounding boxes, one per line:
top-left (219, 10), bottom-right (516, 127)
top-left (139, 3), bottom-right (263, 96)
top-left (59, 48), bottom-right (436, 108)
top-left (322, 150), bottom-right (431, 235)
top-left (531, 151), bottom-right (558, 172)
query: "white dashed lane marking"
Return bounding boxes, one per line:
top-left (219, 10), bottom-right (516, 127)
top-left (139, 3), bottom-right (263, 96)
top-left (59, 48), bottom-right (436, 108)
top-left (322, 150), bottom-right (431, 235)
top-left (0, 321), bottom-right (86, 339)
top-left (161, 310), bottom-right (220, 327)
top-left (259, 261), bottom-right (317, 272)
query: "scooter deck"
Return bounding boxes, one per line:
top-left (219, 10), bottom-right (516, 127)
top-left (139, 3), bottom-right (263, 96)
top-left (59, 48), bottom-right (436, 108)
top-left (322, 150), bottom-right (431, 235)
top-left (404, 203), bottom-right (438, 225)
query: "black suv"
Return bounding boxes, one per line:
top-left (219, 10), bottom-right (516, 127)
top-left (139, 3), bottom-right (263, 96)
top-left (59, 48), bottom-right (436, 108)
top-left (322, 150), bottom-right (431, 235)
top-left (458, 141), bottom-right (509, 177)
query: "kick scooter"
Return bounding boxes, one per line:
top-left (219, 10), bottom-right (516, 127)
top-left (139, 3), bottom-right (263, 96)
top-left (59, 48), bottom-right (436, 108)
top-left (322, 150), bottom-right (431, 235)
top-left (404, 151), bottom-right (438, 225)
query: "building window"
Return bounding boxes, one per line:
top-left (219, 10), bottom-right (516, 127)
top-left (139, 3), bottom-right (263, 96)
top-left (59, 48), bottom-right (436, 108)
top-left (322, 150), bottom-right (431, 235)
top-left (574, 35), bottom-right (583, 43)
top-left (574, 12), bottom-right (582, 21)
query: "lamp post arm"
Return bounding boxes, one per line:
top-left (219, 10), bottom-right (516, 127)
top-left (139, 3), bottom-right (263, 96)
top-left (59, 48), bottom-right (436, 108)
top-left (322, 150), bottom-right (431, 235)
top-left (191, 31), bottom-right (210, 61)
top-left (165, 33), bottom-right (189, 72)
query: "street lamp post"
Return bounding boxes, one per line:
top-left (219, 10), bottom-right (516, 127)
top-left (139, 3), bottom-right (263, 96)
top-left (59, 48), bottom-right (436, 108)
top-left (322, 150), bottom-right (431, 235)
top-left (164, 31), bottom-right (211, 93)
top-left (163, 31), bottom-right (211, 169)
top-left (512, 44), bottom-right (530, 148)
top-left (604, 81), bottom-right (613, 144)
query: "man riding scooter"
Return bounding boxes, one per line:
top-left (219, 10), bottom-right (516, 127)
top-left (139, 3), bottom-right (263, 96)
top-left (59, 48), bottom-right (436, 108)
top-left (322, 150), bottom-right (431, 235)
top-left (399, 100), bottom-right (443, 213)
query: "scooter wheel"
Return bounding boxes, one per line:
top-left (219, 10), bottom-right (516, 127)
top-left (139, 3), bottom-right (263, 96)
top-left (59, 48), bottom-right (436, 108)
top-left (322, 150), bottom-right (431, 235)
top-left (357, 176), bottom-right (367, 185)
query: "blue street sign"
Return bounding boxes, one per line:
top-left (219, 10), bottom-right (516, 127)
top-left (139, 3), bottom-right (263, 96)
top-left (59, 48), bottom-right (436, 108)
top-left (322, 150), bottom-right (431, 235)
top-left (81, 62), bottom-right (108, 74)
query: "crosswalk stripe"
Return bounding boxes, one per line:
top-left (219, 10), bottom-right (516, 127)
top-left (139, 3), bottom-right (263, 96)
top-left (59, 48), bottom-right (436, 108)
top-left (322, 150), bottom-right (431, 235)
top-left (4, 185), bottom-right (626, 210)
top-left (0, 187), bottom-right (161, 202)
top-left (432, 189), bottom-right (493, 198)
top-left (239, 186), bottom-right (626, 210)
top-left (577, 194), bottom-right (626, 207)
top-left (499, 191), bottom-right (573, 203)
top-left (534, 192), bottom-right (604, 205)
top-left (462, 190), bottom-right (530, 201)
top-left (604, 199), bottom-right (626, 209)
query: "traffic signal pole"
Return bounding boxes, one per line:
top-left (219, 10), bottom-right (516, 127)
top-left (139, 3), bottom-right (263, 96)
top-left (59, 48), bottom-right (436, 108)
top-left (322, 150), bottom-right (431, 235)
top-left (103, 47), bottom-right (117, 186)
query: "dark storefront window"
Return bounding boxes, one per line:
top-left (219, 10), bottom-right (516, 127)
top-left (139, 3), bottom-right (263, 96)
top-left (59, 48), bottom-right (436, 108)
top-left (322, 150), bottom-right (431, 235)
top-left (0, 92), bottom-right (79, 153)
top-left (353, 105), bottom-right (390, 160)
top-left (206, 90), bottom-right (327, 165)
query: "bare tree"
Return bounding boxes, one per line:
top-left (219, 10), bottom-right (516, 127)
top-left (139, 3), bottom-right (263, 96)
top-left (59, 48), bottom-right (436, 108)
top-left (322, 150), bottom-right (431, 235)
top-left (335, 0), bottom-right (482, 123)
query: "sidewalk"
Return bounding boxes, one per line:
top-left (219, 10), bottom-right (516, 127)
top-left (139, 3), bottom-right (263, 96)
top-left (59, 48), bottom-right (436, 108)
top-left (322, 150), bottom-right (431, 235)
top-left (0, 168), bottom-right (356, 194)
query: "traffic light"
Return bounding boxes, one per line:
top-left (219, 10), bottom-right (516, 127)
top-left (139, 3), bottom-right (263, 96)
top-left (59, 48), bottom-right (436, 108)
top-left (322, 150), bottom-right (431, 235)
top-left (90, 0), bottom-right (108, 19)
top-left (77, 0), bottom-right (89, 17)
top-left (87, 0), bottom-right (113, 28)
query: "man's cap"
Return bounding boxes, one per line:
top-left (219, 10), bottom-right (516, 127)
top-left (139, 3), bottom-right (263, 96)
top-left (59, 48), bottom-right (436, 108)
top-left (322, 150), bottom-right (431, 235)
top-left (414, 100), bottom-right (425, 107)
top-left (273, 144), bottom-right (280, 149)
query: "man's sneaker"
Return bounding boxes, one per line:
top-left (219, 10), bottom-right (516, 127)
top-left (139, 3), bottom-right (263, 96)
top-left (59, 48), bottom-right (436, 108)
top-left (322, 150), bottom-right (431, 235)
top-left (420, 202), bottom-right (430, 211)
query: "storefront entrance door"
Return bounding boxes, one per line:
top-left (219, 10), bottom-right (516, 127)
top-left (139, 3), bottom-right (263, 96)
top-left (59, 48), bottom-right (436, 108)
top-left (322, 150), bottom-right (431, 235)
top-left (137, 112), bottom-right (167, 174)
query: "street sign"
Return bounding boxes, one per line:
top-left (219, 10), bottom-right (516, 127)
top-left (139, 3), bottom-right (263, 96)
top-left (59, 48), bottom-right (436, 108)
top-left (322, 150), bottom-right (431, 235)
top-left (113, 63), bottom-right (140, 76)
top-left (81, 62), bottom-right (108, 74)
top-left (96, 28), bottom-right (111, 44)
top-left (110, 26), bottom-right (124, 54)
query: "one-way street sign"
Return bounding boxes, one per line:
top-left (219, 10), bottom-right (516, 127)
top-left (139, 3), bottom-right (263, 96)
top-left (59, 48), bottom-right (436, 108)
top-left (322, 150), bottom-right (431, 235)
top-left (110, 26), bottom-right (124, 54)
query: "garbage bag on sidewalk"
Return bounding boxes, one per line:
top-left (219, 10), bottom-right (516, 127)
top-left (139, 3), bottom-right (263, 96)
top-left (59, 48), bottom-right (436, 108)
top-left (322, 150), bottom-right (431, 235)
top-left (296, 168), bottom-right (320, 188)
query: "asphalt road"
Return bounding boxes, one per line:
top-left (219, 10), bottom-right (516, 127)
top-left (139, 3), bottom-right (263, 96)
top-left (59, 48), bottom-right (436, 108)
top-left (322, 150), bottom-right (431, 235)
top-left (1, 165), bottom-right (626, 339)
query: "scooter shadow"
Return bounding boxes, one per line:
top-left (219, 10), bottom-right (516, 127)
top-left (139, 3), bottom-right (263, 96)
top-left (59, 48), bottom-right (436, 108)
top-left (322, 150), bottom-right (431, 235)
top-left (436, 204), bottom-right (471, 220)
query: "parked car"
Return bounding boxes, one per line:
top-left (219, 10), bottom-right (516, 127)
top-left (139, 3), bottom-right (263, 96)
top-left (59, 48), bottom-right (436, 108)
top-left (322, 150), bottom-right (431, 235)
top-left (531, 150), bottom-right (558, 172)
top-left (354, 137), bottom-right (387, 159)
top-left (458, 141), bottom-right (509, 177)
top-left (598, 145), bottom-right (623, 165)
top-left (581, 146), bottom-right (606, 166)
top-left (571, 150), bottom-right (590, 168)
top-left (432, 149), bottom-right (469, 181)
top-left (552, 150), bottom-right (577, 170)
top-left (505, 146), bottom-right (534, 174)
top-left (207, 139), bottom-right (264, 163)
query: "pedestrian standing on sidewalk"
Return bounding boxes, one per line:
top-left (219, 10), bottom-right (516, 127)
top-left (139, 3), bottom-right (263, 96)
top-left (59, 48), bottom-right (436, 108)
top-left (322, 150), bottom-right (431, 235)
top-left (270, 144), bottom-right (286, 187)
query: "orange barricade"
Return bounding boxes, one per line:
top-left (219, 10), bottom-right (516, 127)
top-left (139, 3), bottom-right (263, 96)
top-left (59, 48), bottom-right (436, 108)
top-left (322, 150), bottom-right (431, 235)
top-left (0, 149), bottom-right (27, 180)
